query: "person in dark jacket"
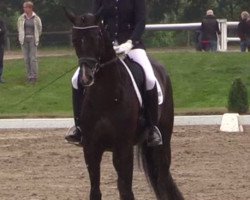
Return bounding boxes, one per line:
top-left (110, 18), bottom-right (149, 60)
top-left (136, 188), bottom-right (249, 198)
top-left (65, 0), bottom-right (163, 146)
top-left (201, 10), bottom-right (221, 52)
top-left (237, 11), bottom-right (250, 52)
top-left (0, 18), bottom-right (6, 83)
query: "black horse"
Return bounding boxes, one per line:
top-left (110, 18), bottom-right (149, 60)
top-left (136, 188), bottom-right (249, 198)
top-left (65, 10), bottom-right (184, 200)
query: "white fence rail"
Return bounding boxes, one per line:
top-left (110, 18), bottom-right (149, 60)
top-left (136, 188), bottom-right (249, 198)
top-left (146, 19), bottom-right (239, 51)
top-left (6, 20), bottom-right (239, 51)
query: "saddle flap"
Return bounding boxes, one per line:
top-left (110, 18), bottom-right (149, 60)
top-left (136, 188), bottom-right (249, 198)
top-left (119, 57), bottom-right (164, 107)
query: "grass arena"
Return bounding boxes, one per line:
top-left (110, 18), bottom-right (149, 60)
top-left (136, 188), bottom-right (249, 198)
top-left (0, 126), bottom-right (249, 200)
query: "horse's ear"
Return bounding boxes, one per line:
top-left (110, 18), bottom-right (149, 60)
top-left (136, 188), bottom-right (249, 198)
top-left (63, 7), bottom-right (76, 25)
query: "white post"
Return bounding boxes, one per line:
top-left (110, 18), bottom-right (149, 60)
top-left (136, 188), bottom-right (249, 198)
top-left (218, 19), bottom-right (227, 51)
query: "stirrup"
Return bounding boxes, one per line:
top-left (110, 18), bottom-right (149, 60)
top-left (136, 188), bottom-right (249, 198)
top-left (65, 126), bottom-right (83, 146)
top-left (147, 126), bottom-right (163, 147)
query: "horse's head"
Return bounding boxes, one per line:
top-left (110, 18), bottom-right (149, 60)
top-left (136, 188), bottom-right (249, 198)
top-left (65, 9), bottom-right (107, 86)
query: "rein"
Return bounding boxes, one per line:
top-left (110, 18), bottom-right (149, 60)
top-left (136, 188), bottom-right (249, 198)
top-left (11, 65), bottom-right (76, 108)
top-left (73, 25), bottom-right (99, 30)
top-left (100, 57), bottom-right (118, 68)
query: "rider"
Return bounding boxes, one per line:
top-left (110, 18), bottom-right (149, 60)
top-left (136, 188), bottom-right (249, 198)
top-left (65, 0), bottom-right (163, 146)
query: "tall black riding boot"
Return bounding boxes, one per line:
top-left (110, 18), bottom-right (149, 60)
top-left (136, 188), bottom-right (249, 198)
top-left (145, 84), bottom-right (163, 146)
top-left (65, 87), bottom-right (85, 145)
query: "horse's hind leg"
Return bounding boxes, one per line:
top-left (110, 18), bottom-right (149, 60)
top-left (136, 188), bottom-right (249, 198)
top-left (84, 147), bottom-right (103, 200)
top-left (113, 144), bottom-right (135, 200)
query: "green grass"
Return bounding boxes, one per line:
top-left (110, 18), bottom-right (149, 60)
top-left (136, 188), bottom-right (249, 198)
top-left (0, 55), bottom-right (77, 118)
top-left (152, 52), bottom-right (250, 114)
top-left (0, 52), bottom-right (250, 118)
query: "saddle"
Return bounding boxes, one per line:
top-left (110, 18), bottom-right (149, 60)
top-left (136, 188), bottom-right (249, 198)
top-left (120, 57), bottom-right (164, 144)
top-left (120, 57), bottom-right (163, 107)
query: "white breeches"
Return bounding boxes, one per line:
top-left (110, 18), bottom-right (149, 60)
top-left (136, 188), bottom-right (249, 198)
top-left (72, 67), bottom-right (80, 89)
top-left (127, 49), bottom-right (156, 90)
top-left (71, 49), bottom-right (157, 90)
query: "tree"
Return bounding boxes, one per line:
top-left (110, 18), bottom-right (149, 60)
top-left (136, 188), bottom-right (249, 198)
top-left (228, 78), bottom-right (249, 114)
top-left (2, 0), bottom-right (250, 32)
top-left (182, 0), bottom-right (216, 22)
top-left (146, 0), bottom-right (183, 23)
top-left (0, 0), bottom-right (92, 32)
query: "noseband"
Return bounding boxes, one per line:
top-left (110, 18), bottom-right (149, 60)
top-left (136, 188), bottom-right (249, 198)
top-left (73, 25), bottom-right (117, 70)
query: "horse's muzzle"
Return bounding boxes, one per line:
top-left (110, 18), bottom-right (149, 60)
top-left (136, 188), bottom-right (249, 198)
top-left (80, 65), bottom-right (95, 87)
top-left (78, 57), bottom-right (100, 87)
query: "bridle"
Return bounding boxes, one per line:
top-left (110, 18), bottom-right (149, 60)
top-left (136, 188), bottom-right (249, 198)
top-left (72, 25), bottom-right (118, 72)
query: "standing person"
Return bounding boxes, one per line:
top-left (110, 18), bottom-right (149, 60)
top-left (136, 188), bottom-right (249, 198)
top-left (17, 1), bottom-right (42, 83)
top-left (201, 9), bottom-right (221, 52)
top-left (0, 18), bottom-right (6, 83)
top-left (237, 11), bottom-right (250, 52)
top-left (65, 0), bottom-right (163, 146)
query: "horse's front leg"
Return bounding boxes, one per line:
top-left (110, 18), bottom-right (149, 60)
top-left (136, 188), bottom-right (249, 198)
top-left (113, 143), bottom-right (135, 200)
top-left (84, 146), bottom-right (103, 200)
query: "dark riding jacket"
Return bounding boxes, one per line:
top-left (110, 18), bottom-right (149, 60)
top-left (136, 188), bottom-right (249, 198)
top-left (237, 18), bottom-right (250, 41)
top-left (0, 19), bottom-right (6, 46)
top-left (201, 15), bottom-right (221, 41)
top-left (93, 0), bottom-right (145, 48)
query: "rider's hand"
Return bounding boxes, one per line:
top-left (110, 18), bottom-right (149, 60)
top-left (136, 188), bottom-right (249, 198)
top-left (113, 40), bottom-right (133, 55)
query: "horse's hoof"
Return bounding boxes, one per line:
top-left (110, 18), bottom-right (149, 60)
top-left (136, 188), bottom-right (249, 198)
top-left (65, 139), bottom-right (83, 147)
top-left (147, 140), bottom-right (163, 147)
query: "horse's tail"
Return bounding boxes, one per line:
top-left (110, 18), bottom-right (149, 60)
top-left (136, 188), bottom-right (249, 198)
top-left (138, 143), bottom-right (184, 200)
top-left (138, 70), bottom-right (184, 200)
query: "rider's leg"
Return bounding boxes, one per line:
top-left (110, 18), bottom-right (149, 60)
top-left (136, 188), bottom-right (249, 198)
top-left (65, 68), bottom-right (84, 144)
top-left (128, 49), bottom-right (163, 146)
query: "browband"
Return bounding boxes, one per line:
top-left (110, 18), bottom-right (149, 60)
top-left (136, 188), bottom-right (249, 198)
top-left (73, 25), bottom-right (99, 30)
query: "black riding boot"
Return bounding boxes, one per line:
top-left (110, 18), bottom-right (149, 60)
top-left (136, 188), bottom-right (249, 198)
top-left (65, 87), bottom-right (84, 145)
top-left (145, 84), bottom-right (163, 146)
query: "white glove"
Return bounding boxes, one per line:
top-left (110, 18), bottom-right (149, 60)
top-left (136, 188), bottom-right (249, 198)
top-left (113, 40), bottom-right (133, 55)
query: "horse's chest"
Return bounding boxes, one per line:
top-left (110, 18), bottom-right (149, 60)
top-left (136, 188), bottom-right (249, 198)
top-left (81, 82), bottom-right (139, 140)
top-left (85, 86), bottom-right (126, 111)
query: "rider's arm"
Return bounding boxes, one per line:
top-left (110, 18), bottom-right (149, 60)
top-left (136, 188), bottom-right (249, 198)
top-left (130, 0), bottom-right (146, 46)
top-left (92, 0), bottom-right (102, 14)
top-left (0, 20), bottom-right (6, 36)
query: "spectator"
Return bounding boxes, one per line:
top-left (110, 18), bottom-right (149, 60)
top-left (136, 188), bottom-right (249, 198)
top-left (17, 1), bottom-right (42, 83)
top-left (194, 30), bottom-right (203, 51)
top-left (201, 9), bottom-right (221, 52)
top-left (237, 11), bottom-right (250, 52)
top-left (0, 18), bottom-right (6, 83)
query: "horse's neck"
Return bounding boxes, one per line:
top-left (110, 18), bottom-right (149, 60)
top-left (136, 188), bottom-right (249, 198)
top-left (100, 30), bottom-right (117, 63)
top-left (97, 34), bottom-right (129, 89)
top-left (96, 61), bottom-right (122, 87)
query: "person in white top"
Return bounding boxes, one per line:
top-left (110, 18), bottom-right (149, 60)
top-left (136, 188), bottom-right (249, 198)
top-left (17, 1), bottom-right (42, 83)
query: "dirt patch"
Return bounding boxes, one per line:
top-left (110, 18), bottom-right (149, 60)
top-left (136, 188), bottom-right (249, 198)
top-left (4, 50), bottom-right (74, 60)
top-left (0, 126), bottom-right (249, 200)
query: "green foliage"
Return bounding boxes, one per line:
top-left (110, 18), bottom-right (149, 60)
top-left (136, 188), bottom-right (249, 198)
top-left (146, 0), bottom-right (175, 23)
top-left (143, 30), bottom-right (193, 48)
top-left (1, 0), bottom-right (250, 34)
top-left (143, 31), bottom-right (175, 47)
top-left (227, 78), bottom-right (249, 114)
top-left (0, 0), bottom-right (92, 32)
top-left (182, 0), bottom-right (216, 22)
